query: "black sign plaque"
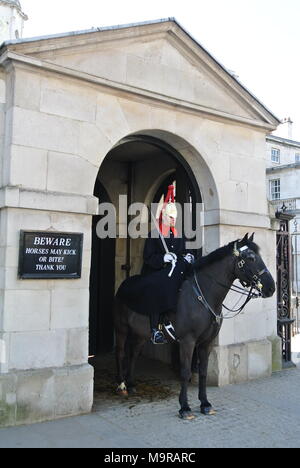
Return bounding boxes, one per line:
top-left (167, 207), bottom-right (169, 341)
top-left (18, 231), bottom-right (84, 279)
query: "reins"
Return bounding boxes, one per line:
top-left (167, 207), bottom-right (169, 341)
top-left (192, 271), bottom-right (255, 323)
top-left (191, 242), bottom-right (265, 323)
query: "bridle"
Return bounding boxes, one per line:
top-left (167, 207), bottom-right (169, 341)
top-left (192, 243), bottom-right (269, 324)
top-left (232, 242), bottom-right (269, 292)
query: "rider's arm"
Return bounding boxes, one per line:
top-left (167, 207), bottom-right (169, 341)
top-left (143, 236), bottom-right (165, 270)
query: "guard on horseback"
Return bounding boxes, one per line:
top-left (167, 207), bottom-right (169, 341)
top-left (116, 185), bottom-right (195, 344)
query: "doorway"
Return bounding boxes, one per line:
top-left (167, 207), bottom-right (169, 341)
top-left (89, 135), bottom-right (202, 362)
top-left (89, 180), bottom-right (116, 355)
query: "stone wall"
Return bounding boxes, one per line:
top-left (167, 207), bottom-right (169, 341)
top-left (0, 21), bottom-right (280, 425)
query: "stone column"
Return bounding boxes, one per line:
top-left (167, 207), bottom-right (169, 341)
top-left (0, 64), bottom-right (97, 427)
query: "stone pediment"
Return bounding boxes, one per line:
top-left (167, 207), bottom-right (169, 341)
top-left (3, 19), bottom-right (279, 129)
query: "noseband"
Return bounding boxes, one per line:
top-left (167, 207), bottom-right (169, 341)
top-left (233, 242), bottom-right (268, 291)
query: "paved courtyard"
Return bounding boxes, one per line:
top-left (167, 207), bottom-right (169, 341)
top-left (0, 343), bottom-right (300, 449)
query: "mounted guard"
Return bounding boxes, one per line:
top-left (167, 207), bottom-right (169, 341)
top-left (114, 232), bottom-right (276, 416)
top-left (116, 185), bottom-right (195, 344)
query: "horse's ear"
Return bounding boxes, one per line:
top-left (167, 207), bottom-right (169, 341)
top-left (241, 233), bottom-right (249, 244)
top-left (249, 233), bottom-right (255, 242)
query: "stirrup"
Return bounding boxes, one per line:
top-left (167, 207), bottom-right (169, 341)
top-left (151, 329), bottom-right (167, 345)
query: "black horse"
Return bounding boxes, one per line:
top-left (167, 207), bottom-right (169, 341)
top-left (114, 234), bottom-right (275, 420)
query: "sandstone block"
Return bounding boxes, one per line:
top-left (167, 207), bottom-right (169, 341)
top-left (247, 339), bottom-right (272, 380)
top-left (3, 290), bottom-right (51, 332)
top-left (9, 330), bottom-right (66, 371)
top-left (50, 288), bottom-right (89, 330)
top-left (47, 151), bottom-right (97, 196)
top-left (9, 145), bottom-right (48, 190)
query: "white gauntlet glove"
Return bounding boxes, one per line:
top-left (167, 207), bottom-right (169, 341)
top-left (184, 253), bottom-right (195, 264)
top-left (164, 253), bottom-right (177, 263)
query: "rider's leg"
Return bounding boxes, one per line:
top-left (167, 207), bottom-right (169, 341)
top-left (150, 309), bottom-right (159, 331)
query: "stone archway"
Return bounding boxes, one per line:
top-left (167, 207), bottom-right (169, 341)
top-left (88, 131), bottom-right (218, 366)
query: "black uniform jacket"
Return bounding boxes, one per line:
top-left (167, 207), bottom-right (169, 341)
top-left (116, 230), bottom-right (190, 317)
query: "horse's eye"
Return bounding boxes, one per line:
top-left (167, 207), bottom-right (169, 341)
top-left (247, 253), bottom-right (256, 262)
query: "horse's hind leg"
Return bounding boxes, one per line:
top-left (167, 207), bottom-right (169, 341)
top-left (198, 346), bottom-right (216, 415)
top-left (179, 338), bottom-right (196, 420)
top-left (126, 335), bottom-right (146, 394)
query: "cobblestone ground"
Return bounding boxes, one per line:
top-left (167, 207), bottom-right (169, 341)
top-left (91, 354), bottom-right (300, 449)
top-left (0, 351), bottom-right (300, 448)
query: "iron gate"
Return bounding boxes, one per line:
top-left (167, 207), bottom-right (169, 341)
top-left (276, 213), bottom-right (295, 364)
top-left (291, 224), bottom-right (300, 336)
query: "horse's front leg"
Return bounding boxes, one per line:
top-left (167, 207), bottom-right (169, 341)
top-left (179, 338), bottom-right (196, 420)
top-left (115, 327), bottom-right (129, 397)
top-left (198, 346), bottom-right (216, 415)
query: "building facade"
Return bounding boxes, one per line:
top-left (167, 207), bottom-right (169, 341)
top-left (266, 135), bottom-right (300, 212)
top-left (0, 17), bottom-right (281, 426)
top-left (266, 134), bottom-right (300, 318)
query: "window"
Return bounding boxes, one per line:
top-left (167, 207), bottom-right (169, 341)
top-left (270, 179), bottom-right (281, 200)
top-left (296, 153), bottom-right (300, 163)
top-left (271, 148), bottom-right (280, 163)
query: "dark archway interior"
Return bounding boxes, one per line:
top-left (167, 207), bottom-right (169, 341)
top-left (89, 136), bottom-right (202, 357)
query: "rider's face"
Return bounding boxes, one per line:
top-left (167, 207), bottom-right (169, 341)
top-left (163, 215), bottom-right (176, 227)
top-left (169, 217), bottom-right (176, 227)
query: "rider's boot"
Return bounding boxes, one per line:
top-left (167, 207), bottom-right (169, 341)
top-left (163, 322), bottom-right (178, 342)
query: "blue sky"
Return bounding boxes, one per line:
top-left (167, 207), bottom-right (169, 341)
top-left (22, 0), bottom-right (300, 140)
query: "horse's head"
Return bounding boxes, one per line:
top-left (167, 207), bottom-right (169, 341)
top-left (233, 233), bottom-right (275, 298)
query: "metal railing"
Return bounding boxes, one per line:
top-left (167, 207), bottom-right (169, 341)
top-left (270, 198), bottom-right (299, 213)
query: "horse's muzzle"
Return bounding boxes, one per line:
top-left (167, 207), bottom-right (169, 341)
top-left (261, 275), bottom-right (276, 298)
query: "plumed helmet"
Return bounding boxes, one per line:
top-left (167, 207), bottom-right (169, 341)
top-left (159, 185), bottom-right (178, 228)
top-left (164, 200), bottom-right (178, 219)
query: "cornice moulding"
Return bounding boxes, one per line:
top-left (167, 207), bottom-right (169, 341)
top-left (0, 51), bottom-right (278, 132)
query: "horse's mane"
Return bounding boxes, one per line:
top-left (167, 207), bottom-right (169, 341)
top-left (193, 239), bottom-right (260, 271)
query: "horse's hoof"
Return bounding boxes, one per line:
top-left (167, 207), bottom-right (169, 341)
top-left (116, 383), bottom-right (129, 397)
top-left (179, 411), bottom-right (196, 421)
top-left (116, 389), bottom-right (129, 397)
top-left (201, 406), bottom-right (217, 416)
